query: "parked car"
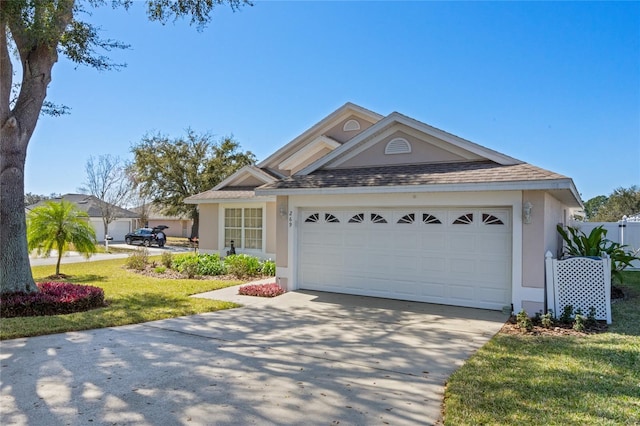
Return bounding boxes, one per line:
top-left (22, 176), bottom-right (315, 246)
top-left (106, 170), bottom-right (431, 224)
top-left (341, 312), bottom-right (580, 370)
top-left (124, 226), bottom-right (168, 247)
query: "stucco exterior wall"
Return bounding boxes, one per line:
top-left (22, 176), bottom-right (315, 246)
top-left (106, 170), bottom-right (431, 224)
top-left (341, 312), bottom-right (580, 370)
top-left (198, 204), bottom-right (219, 251)
top-left (266, 201), bottom-right (277, 256)
top-left (338, 130), bottom-right (472, 168)
top-left (324, 115), bottom-right (376, 143)
top-left (521, 191), bottom-right (546, 289)
top-left (519, 190), bottom-right (570, 314)
top-left (275, 196), bottom-right (289, 267)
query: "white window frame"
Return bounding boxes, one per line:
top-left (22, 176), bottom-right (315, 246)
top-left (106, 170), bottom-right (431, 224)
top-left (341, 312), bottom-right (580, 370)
top-left (219, 203), bottom-right (266, 254)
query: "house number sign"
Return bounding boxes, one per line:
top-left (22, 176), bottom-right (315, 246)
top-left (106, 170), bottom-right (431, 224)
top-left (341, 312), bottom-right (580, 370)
top-left (288, 211), bottom-right (293, 228)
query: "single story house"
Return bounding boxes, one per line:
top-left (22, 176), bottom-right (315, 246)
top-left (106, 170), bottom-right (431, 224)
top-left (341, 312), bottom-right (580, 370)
top-left (27, 193), bottom-right (138, 242)
top-left (185, 103), bottom-right (582, 313)
top-left (131, 203), bottom-right (193, 238)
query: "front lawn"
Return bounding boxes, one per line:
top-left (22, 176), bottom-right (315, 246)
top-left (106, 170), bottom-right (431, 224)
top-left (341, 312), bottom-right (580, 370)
top-left (443, 271), bottom-right (640, 425)
top-left (0, 258), bottom-right (241, 340)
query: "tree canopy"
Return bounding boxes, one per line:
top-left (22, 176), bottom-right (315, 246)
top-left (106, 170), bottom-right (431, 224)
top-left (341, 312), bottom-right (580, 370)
top-left (1, 0), bottom-right (250, 294)
top-left (584, 185), bottom-right (640, 222)
top-left (129, 130), bottom-right (256, 238)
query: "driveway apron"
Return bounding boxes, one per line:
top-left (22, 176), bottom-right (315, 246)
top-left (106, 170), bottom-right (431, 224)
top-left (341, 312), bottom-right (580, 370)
top-left (1, 289), bottom-right (506, 426)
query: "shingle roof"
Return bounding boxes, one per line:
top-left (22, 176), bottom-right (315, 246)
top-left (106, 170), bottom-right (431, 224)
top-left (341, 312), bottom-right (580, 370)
top-left (184, 187), bottom-right (262, 202)
top-left (27, 194), bottom-right (138, 218)
top-left (257, 161), bottom-right (569, 191)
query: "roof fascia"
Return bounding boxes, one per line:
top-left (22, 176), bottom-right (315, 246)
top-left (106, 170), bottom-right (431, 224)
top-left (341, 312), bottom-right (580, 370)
top-left (257, 102), bottom-right (384, 168)
top-left (278, 136), bottom-right (341, 171)
top-left (297, 113), bottom-right (523, 176)
top-left (213, 165), bottom-right (277, 190)
top-left (184, 195), bottom-right (276, 205)
top-left (256, 178), bottom-right (582, 206)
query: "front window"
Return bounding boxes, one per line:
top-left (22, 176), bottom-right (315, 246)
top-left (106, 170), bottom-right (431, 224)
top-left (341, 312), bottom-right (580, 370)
top-left (224, 207), bottom-right (263, 250)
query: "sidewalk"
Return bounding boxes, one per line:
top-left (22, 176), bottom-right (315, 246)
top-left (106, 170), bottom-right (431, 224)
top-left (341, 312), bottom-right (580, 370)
top-left (29, 244), bottom-right (191, 267)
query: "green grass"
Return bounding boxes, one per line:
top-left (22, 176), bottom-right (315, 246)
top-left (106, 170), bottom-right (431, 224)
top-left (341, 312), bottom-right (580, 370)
top-left (443, 270), bottom-right (640, 425)
top-left (0, 257), bottom-right (242, 340)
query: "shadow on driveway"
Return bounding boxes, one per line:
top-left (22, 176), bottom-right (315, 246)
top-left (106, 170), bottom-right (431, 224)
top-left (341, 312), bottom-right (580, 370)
top-left (0, 291), bottom-right (507, 425)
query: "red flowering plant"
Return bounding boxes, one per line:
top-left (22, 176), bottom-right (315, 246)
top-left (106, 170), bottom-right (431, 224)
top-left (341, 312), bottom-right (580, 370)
top-left (0, 282), bottom-right (106, 318)
top-left (238, 283), bottom-right (285, 298)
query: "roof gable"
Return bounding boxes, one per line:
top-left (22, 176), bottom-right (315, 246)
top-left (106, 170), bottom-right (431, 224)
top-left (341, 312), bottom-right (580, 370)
top-left (213, 165), bottom-right (278, 190)
top-left (297, 112), bottom-right (522, 175)
top-left (258, 102), bottom-right (383, 174)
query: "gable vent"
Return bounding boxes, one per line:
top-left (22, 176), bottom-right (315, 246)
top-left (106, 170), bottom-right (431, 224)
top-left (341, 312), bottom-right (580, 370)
top-left (343, 119), bottom-right (361, 132)
top-left (385, 138), bottom-right (412, 155)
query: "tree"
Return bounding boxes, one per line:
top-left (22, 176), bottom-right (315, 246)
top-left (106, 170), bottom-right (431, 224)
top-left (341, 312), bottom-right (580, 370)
top-left (27, 200), bottom-right (97, 277)
top-left (583, 195), bottom-right (608, 220)
top-left (79, 154), bottom-right (132, 240)
top-left (1, 0), bottom-right (250, 294)
top-left (130, 130), bottom-right (255, 238)
top-left (591, 186), bottom-right (640, 222)
top-left (24, 192), bottom-right (61, 207)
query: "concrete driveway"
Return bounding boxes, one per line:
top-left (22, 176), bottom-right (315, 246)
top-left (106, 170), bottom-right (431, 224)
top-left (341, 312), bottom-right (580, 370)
top-left (0, 288), bottom-right (507, 425)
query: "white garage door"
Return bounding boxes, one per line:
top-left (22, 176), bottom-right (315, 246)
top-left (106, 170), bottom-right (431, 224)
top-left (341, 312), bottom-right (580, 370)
top-left (298, 208), bottom-right (512, 310)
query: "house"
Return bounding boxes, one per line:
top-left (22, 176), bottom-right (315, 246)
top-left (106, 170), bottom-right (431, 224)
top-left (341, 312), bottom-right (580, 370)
top-left (131, 203), bottom-right (193, 238)
top-left (27, 193), bottom-right (138, 242)
top-left (185, 103), bottom-right (582, 313)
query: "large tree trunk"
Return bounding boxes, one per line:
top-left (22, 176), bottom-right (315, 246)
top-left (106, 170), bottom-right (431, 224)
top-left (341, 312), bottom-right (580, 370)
top-left (190, 207), bottom-right (199, 240)
top-left (0, 9), bottom-right (67, 293)
top-left (0, 128), bottom-right (37, 293)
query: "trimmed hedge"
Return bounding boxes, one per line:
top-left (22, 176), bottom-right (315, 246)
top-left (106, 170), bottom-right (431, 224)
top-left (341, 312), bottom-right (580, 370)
top-left (0, 282), bottom-right (106, 318)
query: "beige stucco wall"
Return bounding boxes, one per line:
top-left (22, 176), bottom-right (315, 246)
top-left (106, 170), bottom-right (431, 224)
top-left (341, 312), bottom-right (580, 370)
top-left (275, 196), bottom-right (289, 267)
top-left (266, 201), bottom-right (277, 256)
top-left (521, 191), bottom-right (547, 289)
top-left (520, 190), bottom-right (571, 314)
top-left (336, 130), bottom-right (477, 168)
top-left (198, 203), bottom-right (219, 251)
top-left (325, 115), bottom-right (376, 143)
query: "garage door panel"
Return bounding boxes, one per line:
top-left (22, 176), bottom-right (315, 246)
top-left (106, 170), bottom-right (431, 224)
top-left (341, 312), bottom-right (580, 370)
top-left (299, 208), bottom-right (512, 310)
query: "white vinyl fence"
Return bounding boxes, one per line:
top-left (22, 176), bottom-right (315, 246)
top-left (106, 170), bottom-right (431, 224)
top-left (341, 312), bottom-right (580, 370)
top-left (569, 216), bottom-right (640, 270)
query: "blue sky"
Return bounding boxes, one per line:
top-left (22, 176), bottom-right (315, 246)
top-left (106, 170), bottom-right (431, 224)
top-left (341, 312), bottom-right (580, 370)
top-left (25, 1), bottom-right (639, 202)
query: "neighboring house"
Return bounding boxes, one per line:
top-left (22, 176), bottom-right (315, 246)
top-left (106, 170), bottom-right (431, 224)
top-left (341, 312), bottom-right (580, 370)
top-left (27, 193), bottom-right (138, 242)
top-left (131, 203), bottom-right (193, 238)
top-left (185, 103), bottom-right (582, 313)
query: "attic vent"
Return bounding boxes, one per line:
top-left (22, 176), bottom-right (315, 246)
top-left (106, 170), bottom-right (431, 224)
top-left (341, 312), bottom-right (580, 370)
top-left (343, 119), bottom-right (361, 132)
top-left (385, 138), bottom-right (411, 155)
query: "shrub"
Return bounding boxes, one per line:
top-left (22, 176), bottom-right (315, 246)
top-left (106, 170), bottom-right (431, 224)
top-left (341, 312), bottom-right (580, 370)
top-left (559, 305), bottom-right (574, 324)
top-left (540, 310), bottom-right (554, 328)
top-left (161, 251), bottom-right (173, 268)
top-left (261, 259), bottom-right (276, 276)
top-left (125, 248), bottom-right (149, 271)
top-left (586, 306), bottom-right (598, 328)
top-left (573, 309), bottom-right (586, 331)
top-left (154, 266), bottom-right (167, 274)
top-left (197, 253), bottom-right (226, 276)
top-left (516, 309), bottom-right (533, 331)
top-left (173, 254), bottom-right (200, 278)
top-left (0, 282), bottom-right (106, 318)
top-left (225, 254), bottom-right (262, 278)
top-left (238, 283), bottom-right (285, 297)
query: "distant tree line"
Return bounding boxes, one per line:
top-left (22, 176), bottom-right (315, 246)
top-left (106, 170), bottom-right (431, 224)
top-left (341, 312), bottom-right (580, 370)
top-left (583, 185), bottom-right (640, 221)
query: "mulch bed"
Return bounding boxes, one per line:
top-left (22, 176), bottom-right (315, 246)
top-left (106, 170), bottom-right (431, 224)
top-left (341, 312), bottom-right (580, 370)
top-left (500, 285), bottom-right (628, 337)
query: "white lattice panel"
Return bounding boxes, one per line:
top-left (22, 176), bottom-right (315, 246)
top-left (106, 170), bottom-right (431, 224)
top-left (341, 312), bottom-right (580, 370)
top-left (545, 252), bottom-right (612, 324)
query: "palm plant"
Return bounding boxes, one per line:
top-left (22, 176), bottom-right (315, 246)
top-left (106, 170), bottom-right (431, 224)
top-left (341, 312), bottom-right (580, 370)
top-left (557, 224), bottom-right (640, 283)
top-left (27, 201), bottom-right (97, 276)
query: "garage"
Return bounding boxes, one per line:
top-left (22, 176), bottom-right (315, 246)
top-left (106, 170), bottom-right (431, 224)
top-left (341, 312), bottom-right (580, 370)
top-left (298, 207), bottom-right (512, 310)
